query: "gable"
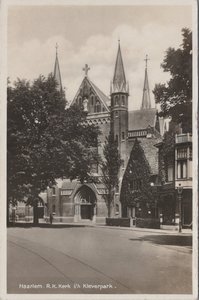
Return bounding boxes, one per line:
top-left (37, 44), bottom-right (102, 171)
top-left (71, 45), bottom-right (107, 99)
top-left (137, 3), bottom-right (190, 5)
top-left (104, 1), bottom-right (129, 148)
top-left (71, 77), bottom-right (110, 114)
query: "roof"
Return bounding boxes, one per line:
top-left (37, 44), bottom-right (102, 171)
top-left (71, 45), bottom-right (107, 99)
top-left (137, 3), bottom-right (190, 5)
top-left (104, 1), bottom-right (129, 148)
top-left (113, 43), bottom-right (126, 86)
top-left (61, 180), bottom-right (78, 190)
top-left (54, 52), bottom-right (62, 92)
top-left (111, 42), bottom-right (128, 94)
top-left (141, 67), bottom-right (151, 109)
top-left (71, 76), bottom-right (110, 111)
top-left (128, 133), bottom-right (162, 175)
top-left (128, 108), bottom-right (157, 131)
top-left (89, 79), bottom-right (110, 109)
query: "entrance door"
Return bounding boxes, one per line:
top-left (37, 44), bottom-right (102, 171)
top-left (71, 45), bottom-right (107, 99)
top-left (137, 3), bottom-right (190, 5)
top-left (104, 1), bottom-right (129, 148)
top-left (183, 203), bottom-right (192, 226)
top-left (81, 204), bottom-right (92, 220)
top-left (74, 185), bottom-right (96, 221)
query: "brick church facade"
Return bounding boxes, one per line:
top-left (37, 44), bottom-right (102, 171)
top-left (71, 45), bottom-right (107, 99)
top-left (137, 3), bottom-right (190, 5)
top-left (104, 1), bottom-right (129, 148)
top-left (46, 42), bottom-right (163, 224)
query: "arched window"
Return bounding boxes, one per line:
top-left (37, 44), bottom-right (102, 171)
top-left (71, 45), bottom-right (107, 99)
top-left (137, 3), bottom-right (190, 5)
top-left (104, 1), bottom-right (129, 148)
top-left (122, 95), bottom-right (125, 106)
top-left (90, 95), bottom-right (94, 106)
top-left (115, 204), bottom-right (119, 215)
top-left (78, 96), bottom-right (82, 106)
top-left (115, 95), bottom-right (119, 106)
top-left (95, 100), bottom-right (101, 112)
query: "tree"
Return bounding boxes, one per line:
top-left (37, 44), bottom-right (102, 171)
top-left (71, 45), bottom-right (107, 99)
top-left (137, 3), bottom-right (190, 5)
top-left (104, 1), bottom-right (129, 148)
top-left (120, 139), bottom-right (153, 218)
top-left (101, 133), bottom-right (121, 218)
top-left (7, 74), bottom-right (99, 225)
top-left (153, 28), bottom-right (192, 132)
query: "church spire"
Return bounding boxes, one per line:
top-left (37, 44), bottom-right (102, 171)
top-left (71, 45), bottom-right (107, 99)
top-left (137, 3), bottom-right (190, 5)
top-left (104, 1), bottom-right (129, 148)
top-left (111, 40), bottom-right (128, 94)
top-left (54, 43), bottom-right (62, 92)
top-left (141, 54), bottom-right (151, 109)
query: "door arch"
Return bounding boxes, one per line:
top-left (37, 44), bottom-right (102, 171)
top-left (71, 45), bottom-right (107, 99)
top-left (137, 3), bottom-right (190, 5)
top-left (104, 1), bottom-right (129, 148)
top-left (74, 185), bottom-right (97, 220)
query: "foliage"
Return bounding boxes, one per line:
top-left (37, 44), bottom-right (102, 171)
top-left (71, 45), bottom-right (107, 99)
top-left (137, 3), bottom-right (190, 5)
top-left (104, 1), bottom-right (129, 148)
top-left (7, 74), bottom-right (99, 223)
top-left (100, 132), bottom-right (121, 217)
top-left (120, 139), bottom-right (153, 215)
top-left (153, 28), bottom-right (192, 132)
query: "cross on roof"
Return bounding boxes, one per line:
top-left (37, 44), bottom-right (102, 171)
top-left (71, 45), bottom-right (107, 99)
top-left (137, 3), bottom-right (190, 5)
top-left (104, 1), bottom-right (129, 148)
top-left (83, 64), bottom-right (90, 77)
top-left (144, 54), bottom-right (150, 69)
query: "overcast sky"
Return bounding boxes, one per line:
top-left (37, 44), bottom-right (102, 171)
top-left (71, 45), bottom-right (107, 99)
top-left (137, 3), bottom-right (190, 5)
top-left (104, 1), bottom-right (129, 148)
top-left (8, 5), bottom-right (192, 110)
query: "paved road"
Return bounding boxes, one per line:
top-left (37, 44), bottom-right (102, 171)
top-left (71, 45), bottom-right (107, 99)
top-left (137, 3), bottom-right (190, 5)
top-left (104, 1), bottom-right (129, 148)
top-left (7, 226), bottom-right (192, 294)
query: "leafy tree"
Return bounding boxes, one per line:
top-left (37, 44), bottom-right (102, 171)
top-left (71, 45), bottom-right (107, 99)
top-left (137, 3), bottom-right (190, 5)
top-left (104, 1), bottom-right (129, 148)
top-left (7, 74), bottom-right (99, 225)
top-left (101, 132), bottom-right (121, 218)
top-left (153, 28), bottom-right (192, 132)
top-left (120, 139), bottom-right (153, 218)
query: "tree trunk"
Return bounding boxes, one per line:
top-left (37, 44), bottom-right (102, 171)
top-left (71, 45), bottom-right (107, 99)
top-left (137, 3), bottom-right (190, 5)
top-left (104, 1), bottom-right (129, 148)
top-left (33, 201), bottom-right (39, 225)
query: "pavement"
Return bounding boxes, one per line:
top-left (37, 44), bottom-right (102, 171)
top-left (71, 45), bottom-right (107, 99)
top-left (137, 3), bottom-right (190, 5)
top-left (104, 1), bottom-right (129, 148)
top-left (7, 224), bottom-right (192, 295)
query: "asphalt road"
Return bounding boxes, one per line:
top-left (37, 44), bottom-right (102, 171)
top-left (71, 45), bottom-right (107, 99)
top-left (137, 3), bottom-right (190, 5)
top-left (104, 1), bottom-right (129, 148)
top-left (7, 226), bottom-right (192, 294)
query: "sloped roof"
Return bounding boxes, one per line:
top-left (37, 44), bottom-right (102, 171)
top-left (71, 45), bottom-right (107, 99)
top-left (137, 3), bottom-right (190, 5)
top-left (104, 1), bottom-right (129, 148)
top-left (141, 67), bottom-right (151, 109)
top-left (128, 133), bottom-right (162, 175)
top-left (113, 43), bottom-right (126, 87)
top-left (89, 79), bottom-right (110, 109)
top-left (128, 108), bottom-right (157, 131)
top-left (61, 179), bottom-right (78, 190)
top-left (54, 52), bottom-right (62, 92)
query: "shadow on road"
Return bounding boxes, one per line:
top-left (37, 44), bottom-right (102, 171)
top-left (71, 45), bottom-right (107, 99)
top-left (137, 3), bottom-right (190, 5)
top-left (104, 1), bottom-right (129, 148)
top-left (129, 235), bottom-right (192, 247)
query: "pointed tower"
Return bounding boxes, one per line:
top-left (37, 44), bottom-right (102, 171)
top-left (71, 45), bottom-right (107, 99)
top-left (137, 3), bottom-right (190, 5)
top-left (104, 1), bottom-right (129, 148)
top-left (110, 41), bottom-right (129, 172)
top-left (141, 55), bottom-right (151, 109)
top-left (54, 43), bottom-right (63, 92)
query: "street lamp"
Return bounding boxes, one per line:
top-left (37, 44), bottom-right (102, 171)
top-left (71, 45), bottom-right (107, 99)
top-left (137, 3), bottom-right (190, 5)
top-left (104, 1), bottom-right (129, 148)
top-left (177, 184), bottom-right (183, 233)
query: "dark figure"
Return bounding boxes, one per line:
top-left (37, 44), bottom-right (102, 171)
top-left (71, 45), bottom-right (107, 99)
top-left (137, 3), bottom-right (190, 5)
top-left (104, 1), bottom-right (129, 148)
top-left (49, 213), bottom-right (53, 224)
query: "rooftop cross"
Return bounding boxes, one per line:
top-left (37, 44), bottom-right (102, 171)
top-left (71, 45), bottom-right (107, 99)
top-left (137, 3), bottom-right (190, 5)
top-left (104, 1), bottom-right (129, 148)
top-left (144, 54), bottom-right (150, 69)
top-left (83, 64), bottom-right (90, 77)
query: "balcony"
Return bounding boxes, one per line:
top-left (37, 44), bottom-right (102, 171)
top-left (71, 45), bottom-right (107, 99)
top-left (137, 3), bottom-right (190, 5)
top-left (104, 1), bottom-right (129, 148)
top-left (175, 133), bottom-right (192, 144)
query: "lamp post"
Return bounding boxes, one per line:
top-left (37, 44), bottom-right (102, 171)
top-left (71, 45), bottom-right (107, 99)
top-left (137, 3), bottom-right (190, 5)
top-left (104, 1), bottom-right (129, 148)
top-left (177, 184), bottom-right (183, 233)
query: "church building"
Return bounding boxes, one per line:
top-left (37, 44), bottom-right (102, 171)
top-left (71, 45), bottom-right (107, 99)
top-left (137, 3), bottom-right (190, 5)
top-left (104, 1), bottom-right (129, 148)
top-left (46, 42), bottom-right (162, 224)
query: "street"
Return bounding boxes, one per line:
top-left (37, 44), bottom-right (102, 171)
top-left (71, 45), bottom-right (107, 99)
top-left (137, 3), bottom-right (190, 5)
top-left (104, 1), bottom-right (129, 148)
top-left (7, 225), bottom-right (192, 294)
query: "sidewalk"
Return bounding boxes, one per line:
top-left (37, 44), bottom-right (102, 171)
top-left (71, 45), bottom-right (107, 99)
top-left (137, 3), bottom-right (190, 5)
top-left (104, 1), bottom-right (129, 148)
top-left (12, 221), bottom-right (192, 235)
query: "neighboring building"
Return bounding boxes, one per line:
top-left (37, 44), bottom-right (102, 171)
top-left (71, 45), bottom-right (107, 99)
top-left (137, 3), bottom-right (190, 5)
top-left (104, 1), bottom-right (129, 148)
top-left (154, 126), bottom-right (192, 230)
top-left (46, 42), bottom-right (162, 224)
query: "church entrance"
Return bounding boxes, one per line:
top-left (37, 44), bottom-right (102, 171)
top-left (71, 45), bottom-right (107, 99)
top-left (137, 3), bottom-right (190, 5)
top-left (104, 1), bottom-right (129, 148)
top-left (74, 185), bottom-right (97, 221)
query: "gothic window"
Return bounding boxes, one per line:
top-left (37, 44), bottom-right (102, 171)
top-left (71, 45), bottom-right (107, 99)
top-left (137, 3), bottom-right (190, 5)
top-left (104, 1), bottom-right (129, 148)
top-left (115, 204), bottom-right (119, 215)
top-left (94, 100), bottom-right (101, 112)
top-left (115, 111), bottom-right (118, 117)
top-left (90, 95), bottom-right (94, 106)
top-left (122, 132), bottom-right (125, 140)
top-left (121, 95), bottom-right (125, 105)
top-left (115, 95), bottom-right (119, 106)
top-left (78, 96), bottom-right (82, 106)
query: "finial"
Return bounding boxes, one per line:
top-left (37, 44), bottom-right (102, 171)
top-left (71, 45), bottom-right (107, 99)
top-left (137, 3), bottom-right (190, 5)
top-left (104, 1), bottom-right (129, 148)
top-left (144, 54), bottom-right (150, 69)
top-left (83, 64), bottom-right (90, 77)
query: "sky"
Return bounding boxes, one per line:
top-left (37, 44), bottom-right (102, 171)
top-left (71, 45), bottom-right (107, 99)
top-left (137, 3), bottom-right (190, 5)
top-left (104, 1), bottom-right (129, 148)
top-left (7, 5), bottom-right (192, 110)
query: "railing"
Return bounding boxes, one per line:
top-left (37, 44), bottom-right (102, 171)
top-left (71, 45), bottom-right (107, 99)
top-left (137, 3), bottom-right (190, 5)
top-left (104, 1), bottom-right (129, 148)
top-left (175, 133), bottom-right (192, 144)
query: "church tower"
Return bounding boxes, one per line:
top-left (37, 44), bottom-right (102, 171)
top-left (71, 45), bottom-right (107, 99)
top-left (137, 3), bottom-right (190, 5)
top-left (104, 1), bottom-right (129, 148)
top-left (141, 55), bottom-right (151, 110)
top-left (54, 44), bottom-right (63, 93)
top-left (110, 41), bottom-right (129, 171)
